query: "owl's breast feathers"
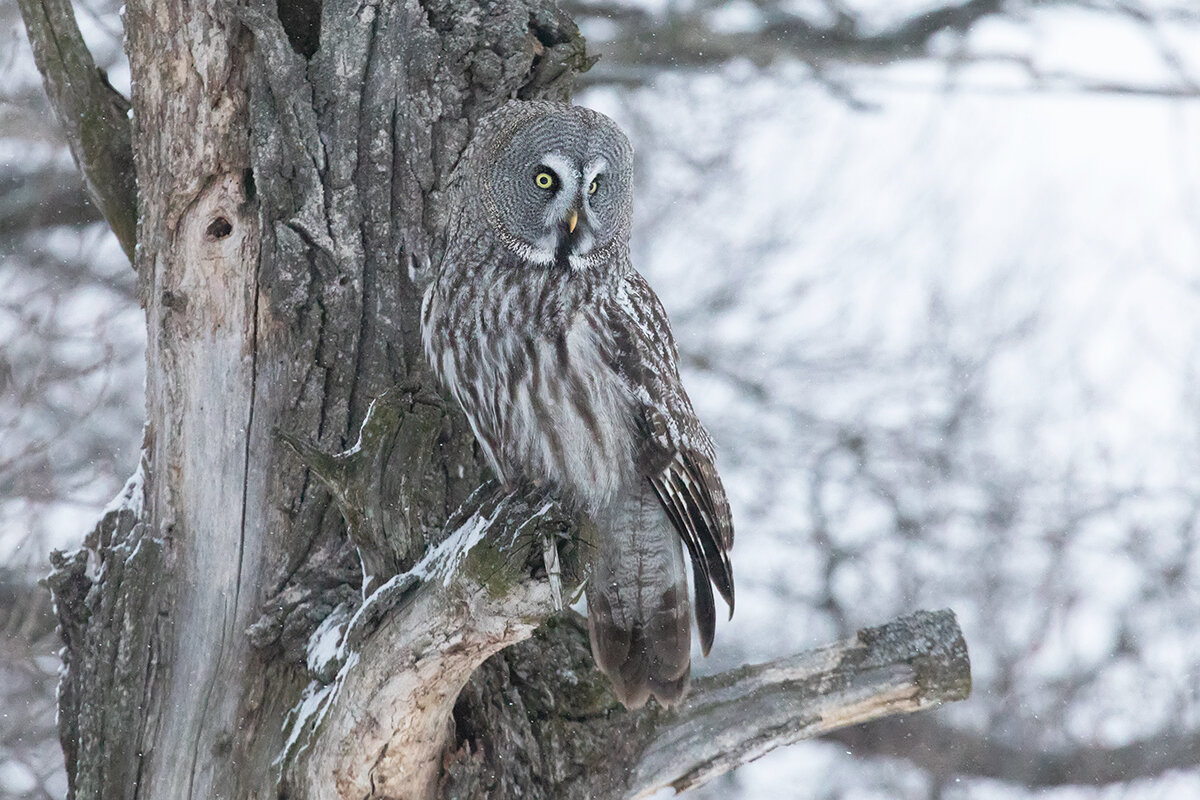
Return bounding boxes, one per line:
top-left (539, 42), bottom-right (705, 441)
top-left (422, 247), bottom-right (636, 509)
top-left (423, 253), bottom-right (734, 652)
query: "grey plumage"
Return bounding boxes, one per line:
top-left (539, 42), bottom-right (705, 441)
top-left (422, 100), bottom-right (734, 708)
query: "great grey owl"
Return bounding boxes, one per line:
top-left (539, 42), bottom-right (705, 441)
top-left (422, 100), bottom-right (734, 708)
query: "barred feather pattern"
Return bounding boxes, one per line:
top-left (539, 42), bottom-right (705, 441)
top-left (422, 101), bottom-right (734, 707)
top-left (423, 231), bottom-right (638, 511)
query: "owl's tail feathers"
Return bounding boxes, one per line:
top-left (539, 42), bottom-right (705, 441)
top-left (587, 581), bottom-right (690, 708)
top-left (586, 486), bottom-right (692, 709)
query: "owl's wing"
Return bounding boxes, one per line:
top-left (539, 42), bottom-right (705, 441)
top-left (608, 272), bottom-right (734, 655)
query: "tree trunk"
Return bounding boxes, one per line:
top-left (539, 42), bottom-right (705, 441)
top-left (28, 1), bottom-right (972, 798)
top-left (49, 0), bottom-right (589, 796)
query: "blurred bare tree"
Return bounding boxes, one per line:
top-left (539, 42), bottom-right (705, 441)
top-left (2, 0), bottom-right (137, 792)
top-left (3, 0), bottom-right (1200, 797)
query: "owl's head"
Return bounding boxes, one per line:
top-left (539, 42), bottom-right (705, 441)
top-left (473, 101), bottom-right (634, 271)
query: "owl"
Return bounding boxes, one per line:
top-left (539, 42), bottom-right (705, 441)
top-left (422, 100), bottom-right (734, 708)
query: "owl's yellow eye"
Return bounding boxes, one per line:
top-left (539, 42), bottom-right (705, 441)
top-left (588, 178), bottom-right (599, 195)
top-left (534, 171), bottom-right (555, 190)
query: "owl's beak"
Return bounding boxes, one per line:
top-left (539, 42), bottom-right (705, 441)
top-left (567, 209), bottom-right (579, 234)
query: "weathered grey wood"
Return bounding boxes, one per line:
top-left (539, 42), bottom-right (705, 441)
top-left (236, 6), bottom-right (592, 796)
top-left (623, 609), bottom-right (971, 797)
top-left (37, 0), bottom-right (268, 797)
top-left (46, 474), bottom-right (165, 800)
top-left (16, 0), bottom-right (136, 258)
top-left (274, 386), bottom-right (446, 591)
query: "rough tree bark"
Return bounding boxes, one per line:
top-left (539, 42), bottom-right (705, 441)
top-left (23, 0), bottom-right (972, 798)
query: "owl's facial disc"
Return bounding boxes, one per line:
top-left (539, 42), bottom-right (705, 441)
top-left (481, 105), bottom-right (632, 270)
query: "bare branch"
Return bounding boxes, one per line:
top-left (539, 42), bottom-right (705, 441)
top-left (442, 608), bottom-right (969, 799)
top-left (16, 0), bottom-right (136, 259)
top-left (0, 570), bottom-right (56, 648)
top-left (0, 166), bottom-right (101, 238)
top-left (569, 0), bottom-right (1009, 80)
top-left (278, 487), bottom-right (970, 800)
top-left (829, 715), bottom-right (1200, 788)
top-left (569, 0), bottom-right (1200, 98)
top-left (610, 609), bottom-right (970, 799)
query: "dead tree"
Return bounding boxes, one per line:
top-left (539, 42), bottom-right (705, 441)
top-left (20, 0), bottom-right (971, 797)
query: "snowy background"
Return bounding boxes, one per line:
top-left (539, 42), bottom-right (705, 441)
top-left (4, 0), bottom-right (1200, 797)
